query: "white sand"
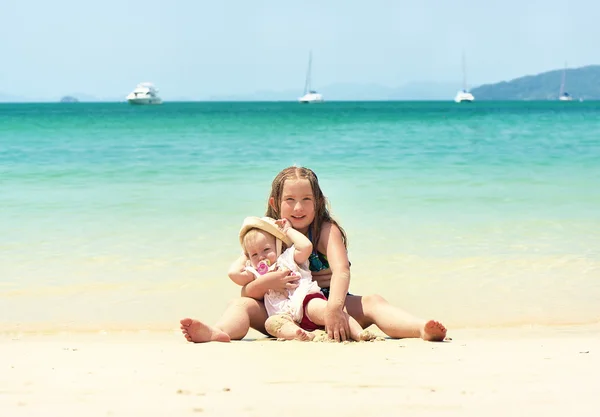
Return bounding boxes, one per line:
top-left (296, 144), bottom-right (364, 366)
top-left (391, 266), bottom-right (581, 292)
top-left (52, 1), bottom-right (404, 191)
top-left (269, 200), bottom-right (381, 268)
top-left (1, 324), bottom-right (598, 417)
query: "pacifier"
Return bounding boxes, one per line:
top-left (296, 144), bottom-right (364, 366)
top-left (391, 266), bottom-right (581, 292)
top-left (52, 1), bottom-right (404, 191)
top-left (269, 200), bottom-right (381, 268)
top-left (256, 259), bottom-right (271, 275)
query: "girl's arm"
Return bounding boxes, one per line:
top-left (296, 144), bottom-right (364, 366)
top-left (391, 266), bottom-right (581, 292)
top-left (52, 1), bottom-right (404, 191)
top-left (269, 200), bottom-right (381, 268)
top-left (227, 254), bottom-right (255, 286)
top-left (241, 269), bottom-right (299, 299)
top-left (241, 275), bottom-right (272, 299)
top-left (319, 222), bottom-right (352, 341)
top-left (228, 253), bottom-right (283, 299)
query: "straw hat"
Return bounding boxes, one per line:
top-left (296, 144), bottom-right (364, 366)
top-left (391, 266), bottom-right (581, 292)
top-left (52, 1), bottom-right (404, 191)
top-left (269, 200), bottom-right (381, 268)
top-left (239, 216), bottom-right (292, 247)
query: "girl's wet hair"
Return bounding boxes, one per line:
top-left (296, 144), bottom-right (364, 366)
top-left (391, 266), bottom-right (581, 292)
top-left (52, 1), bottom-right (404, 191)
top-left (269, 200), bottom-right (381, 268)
top-left (265, 166), bottom-right (347, 250)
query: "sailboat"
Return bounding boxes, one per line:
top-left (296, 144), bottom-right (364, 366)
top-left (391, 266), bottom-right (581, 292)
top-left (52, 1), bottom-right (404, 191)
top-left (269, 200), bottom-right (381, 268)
top-left (298, 51), bottom-right (324, 103)
top-left (559, 62), bottom-right (573, 101)
top-left (454, 52), bottom-right (475, 103)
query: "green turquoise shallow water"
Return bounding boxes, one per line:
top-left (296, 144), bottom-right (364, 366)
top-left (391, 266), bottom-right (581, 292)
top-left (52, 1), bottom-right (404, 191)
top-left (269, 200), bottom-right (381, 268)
top-left (1, 101), bottom-right (599, 330)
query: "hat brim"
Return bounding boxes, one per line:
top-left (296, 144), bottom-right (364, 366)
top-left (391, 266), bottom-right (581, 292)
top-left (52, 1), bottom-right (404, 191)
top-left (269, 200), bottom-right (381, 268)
top-left (239, 217), bottom-right (292, 247)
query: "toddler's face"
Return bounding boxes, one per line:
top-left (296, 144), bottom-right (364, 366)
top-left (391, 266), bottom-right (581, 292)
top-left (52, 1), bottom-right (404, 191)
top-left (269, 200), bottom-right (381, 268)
top-left (245, 230), bottom-right (278, 269)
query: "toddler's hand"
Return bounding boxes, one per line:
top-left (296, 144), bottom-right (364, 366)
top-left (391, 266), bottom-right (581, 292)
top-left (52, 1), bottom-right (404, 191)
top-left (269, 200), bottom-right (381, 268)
top-left (275, 218), bottom-right (292, 234)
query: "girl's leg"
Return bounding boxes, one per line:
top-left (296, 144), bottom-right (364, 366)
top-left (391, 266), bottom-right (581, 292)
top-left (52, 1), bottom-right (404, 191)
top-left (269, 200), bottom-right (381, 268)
top-left (346, 314), bottom-right (377, 341)
top-left (344, 294), bottom-right (447, 341)
top-left (180, 297), bottom-right (269, 343)
top-left (265, 314), bottom-right (315, 341)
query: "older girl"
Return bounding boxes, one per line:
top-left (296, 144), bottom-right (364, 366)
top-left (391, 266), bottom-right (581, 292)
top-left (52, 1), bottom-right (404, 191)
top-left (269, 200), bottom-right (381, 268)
top-left (181, 166), bottom-right (446, 343)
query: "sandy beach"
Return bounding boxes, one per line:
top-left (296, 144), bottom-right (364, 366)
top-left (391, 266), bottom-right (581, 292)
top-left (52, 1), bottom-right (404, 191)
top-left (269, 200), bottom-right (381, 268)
top-left (1, 324), bottom-right (598, 417)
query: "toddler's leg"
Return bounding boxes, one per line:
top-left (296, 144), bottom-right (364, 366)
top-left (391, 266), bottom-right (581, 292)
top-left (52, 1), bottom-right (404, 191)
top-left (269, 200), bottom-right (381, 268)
top-left (265, 314), bottom-right (314, 341)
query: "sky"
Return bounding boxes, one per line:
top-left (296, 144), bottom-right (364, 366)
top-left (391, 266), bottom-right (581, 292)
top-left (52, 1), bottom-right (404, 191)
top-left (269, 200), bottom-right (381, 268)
top-left (1, 0), bottom-right (597, 100)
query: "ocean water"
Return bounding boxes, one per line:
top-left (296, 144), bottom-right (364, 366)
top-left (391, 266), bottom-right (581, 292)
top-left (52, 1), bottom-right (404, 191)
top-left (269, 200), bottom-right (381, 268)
top-left (1, 101), bottom-right (599, 332)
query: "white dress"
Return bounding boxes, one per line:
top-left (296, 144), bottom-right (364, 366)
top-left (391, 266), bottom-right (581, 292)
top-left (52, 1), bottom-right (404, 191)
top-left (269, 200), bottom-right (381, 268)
top-left (246, 246), bottom-right (320, 322)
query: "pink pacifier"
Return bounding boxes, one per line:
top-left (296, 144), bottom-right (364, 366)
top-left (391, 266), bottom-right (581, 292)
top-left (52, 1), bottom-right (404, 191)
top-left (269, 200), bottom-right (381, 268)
top-left (256, 260), bottom-right (271, 275)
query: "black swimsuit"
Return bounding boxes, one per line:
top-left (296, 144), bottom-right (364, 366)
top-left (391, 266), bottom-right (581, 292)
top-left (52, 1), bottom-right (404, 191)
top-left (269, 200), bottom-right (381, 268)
top-left (307, 228), bottom-right (330, 272)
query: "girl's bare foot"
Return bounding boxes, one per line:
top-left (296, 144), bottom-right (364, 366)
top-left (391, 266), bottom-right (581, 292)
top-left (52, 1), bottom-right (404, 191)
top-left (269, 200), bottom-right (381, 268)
top-left (420, 320), bottom-right (447, 342)
top-left (180, 318), bottom-right (231, 343)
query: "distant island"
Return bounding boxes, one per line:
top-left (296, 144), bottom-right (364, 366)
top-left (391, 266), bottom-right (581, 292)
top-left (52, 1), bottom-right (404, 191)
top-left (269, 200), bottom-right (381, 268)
top-left (60, 96), bottom-right (79, 103)
top-left (472, 65), bottom-right (600, 101)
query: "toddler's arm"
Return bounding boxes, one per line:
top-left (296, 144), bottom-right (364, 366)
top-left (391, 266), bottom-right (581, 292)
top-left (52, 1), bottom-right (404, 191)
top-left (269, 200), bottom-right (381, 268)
top-left (276, 218), bottom-right (312, 265)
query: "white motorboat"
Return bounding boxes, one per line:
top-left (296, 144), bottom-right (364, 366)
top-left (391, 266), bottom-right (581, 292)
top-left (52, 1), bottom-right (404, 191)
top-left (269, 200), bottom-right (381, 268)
top-left (126, 82), bottom-right (162, 105)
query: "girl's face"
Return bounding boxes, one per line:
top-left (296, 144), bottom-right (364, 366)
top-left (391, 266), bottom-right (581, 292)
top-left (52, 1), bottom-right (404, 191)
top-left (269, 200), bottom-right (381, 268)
top-left (244, 231), bottom-right (278, 268)
top-left (277, 178), bottom-right (315, 234)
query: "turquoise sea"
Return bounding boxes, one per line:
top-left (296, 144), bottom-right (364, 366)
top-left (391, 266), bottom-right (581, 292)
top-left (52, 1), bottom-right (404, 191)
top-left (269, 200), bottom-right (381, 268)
top-left (1, 101), bottom-right (599, 332)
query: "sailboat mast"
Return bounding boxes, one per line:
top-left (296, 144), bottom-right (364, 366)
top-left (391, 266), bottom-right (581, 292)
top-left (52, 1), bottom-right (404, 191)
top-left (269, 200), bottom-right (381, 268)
top-left (559, 61), bottom-right (567, 96)
top-left (462, 51), bottom-right (467, 91)
top-left (304, 51), bottom-right (312, 95)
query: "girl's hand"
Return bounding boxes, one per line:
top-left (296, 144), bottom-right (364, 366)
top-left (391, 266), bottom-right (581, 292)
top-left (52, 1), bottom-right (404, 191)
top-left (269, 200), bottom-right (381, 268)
top-left (275, 218), bottom-right (292, 234)
top-left (261, 268), bottom-right (299, 291)
top-left (324, 305), bottom-right (351, 342)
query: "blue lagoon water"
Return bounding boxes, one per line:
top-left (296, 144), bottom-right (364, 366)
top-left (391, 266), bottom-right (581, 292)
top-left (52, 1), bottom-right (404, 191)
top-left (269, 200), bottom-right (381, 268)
top-left (1, 101), bottom-right (599, 331)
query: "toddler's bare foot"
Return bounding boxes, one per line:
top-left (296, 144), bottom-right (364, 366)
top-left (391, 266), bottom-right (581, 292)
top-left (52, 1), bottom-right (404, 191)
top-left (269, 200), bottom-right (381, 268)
top-left (180, 318), bottom-right (230, 343)
top-left (293, 328), bottom-right (315, 341)
top-left (266, 314), bottom-right (315, 341)
top-left (420, 320), bottom-right (447, 342)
